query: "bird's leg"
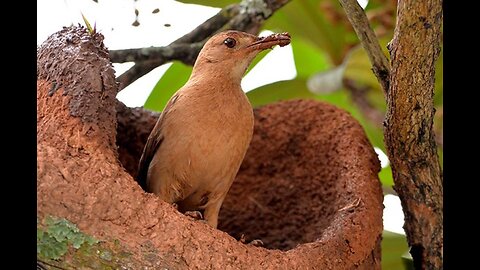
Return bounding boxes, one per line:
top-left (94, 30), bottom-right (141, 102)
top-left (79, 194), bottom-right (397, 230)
top-left (203, 200), bottom-right (223, 228)
top-left (238, 234), bottom-right (264, 247)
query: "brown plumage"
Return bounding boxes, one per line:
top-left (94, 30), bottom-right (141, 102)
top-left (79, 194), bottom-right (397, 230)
top-left (137, 30), bottom-right (291, 228)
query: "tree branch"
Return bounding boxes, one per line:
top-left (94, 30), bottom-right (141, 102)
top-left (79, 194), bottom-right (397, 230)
top-left (174, 4), bottom-right (240, 44)
top-left (340, 0), bottom-right (443, 268)
top-left (113, 0), bottom-right (291, 90)
top-left (338, 0), bottom-right (391, 95)
top-left (110, 43), bottom-right (204, 64)
top-left (385, 0), bottom-right (443, 268)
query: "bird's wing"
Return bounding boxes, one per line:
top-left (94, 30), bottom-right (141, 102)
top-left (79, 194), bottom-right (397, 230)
top-left (136, 93), bottom-right (180, 190)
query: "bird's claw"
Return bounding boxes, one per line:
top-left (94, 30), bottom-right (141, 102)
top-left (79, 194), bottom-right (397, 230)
top-left (184, 211), bottom-right (203, 220)
top-left (248, 239), bottom-right (264, 247)
top-left (239, 234), bottom-right (264, 247)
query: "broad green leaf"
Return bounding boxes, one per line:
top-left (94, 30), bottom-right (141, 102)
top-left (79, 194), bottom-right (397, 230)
top-left (379, 165), bottom-right (393, 186)
top-left (291, 37), bottom-right (332, 79)
top-left (343, 45), bottom-right (381, 88)
top-left (343, 36), bottom-right (391, 88)
top-left (264, 0), bottom-right (350, 64)
top-left (144, 62), bottom-right (192, 112)
top-left (402, 251), bottom-right (414, 270)
top-left (343, 35), bottom-right (391, 104)
top-left (382, 231), bottom-right (409, 270)
top-left (246, 79), bottom-right (315, 107)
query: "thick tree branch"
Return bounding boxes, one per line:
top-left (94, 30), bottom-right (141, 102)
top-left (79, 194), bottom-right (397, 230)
top-left (338, 0), bottom-right (391, 95)
top-left (385, 0), bottom-right (443, 268)
top-left (113, 0), bottom-right (291, 90)
top-left (340, 0), bottom-right (443, 268)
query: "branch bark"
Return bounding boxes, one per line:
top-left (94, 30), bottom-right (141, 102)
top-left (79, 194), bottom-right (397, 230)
top-left (385, 0), bottom-right (443, 268)
top-left (338, 0), bottom-right (391, 94)
top-left (339, 0), bottom-right (443, 269)
top-left (113, 0), bottom-right (291, 90)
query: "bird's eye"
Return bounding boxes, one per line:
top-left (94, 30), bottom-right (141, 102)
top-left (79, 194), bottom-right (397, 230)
top-left (223, 37), bottom-right (236, 48)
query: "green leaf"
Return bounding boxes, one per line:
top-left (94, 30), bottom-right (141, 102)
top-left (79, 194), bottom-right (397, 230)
top-left (379, 165), bottom-right (393, 187)
top-left (343, 45), bottom-right (381, 88)
top-left (402, 251), bottom-right (414, 270)
top-left (81, 12), bottom-right (94, 34)
top-left (290, 37), bottom-right (332, 79)
top-left (264, 0), bottom-right (349, 64)
top-left (246, 79), bottom-right (315, 107)
top-left (382, 231), bottom-right (409, 270)
top-left (144, 62), bottom-right (192, 112)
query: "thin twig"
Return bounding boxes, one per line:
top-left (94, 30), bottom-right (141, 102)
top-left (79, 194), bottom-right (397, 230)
top-left (338, 0), bottom-right (391, 95)
top-left (113, 0), bottom-right (291, 91)
top-left (338, 197), bottom-right (362, 212)
top-left (110, 43), bottom-right (204, 64)
top-left (174, 4), bottom-right (240, 44)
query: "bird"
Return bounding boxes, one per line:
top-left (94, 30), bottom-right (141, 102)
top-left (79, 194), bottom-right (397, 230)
top-left (137, 30), bottom-right (291, 228)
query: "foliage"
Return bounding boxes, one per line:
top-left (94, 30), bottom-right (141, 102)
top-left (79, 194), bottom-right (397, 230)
top-left (382, 231), bottom-right (409, 270)
top-left (37, 216), bottom-right (99, 260)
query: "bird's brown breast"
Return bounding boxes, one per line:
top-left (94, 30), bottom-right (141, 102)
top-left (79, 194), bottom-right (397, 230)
top-left (146, 84), bottom-right (253, 203)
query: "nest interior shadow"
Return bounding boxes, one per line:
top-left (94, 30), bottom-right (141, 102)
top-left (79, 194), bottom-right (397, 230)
top-left (218, 99), bottom-right (382, 251)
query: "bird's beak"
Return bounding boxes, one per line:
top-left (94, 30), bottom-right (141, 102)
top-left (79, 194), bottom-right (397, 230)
top-left (246, 32), bottom-right (291, 51)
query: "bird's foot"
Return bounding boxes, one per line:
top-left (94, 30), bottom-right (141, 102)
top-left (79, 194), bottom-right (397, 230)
top-left (184, 211), bottom-right (203, 220)
top-left (171, 203), bottom-right (179, 210)
top-left (239, 234), bottom-right (264, 247)
top-left (248, 239), bottom-right (264, 247)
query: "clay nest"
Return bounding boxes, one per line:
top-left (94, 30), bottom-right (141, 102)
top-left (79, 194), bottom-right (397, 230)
top-left (37, 26), bottom-right (384, 269)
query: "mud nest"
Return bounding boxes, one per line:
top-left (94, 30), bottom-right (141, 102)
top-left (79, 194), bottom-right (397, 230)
top-left (218, 99), bottom-right (383, 251)
top-left (38, 26), bottom-right (384, 269)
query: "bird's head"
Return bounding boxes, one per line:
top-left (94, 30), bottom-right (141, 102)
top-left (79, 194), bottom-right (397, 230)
top-left (191, 30), bottom-right (291, 84)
